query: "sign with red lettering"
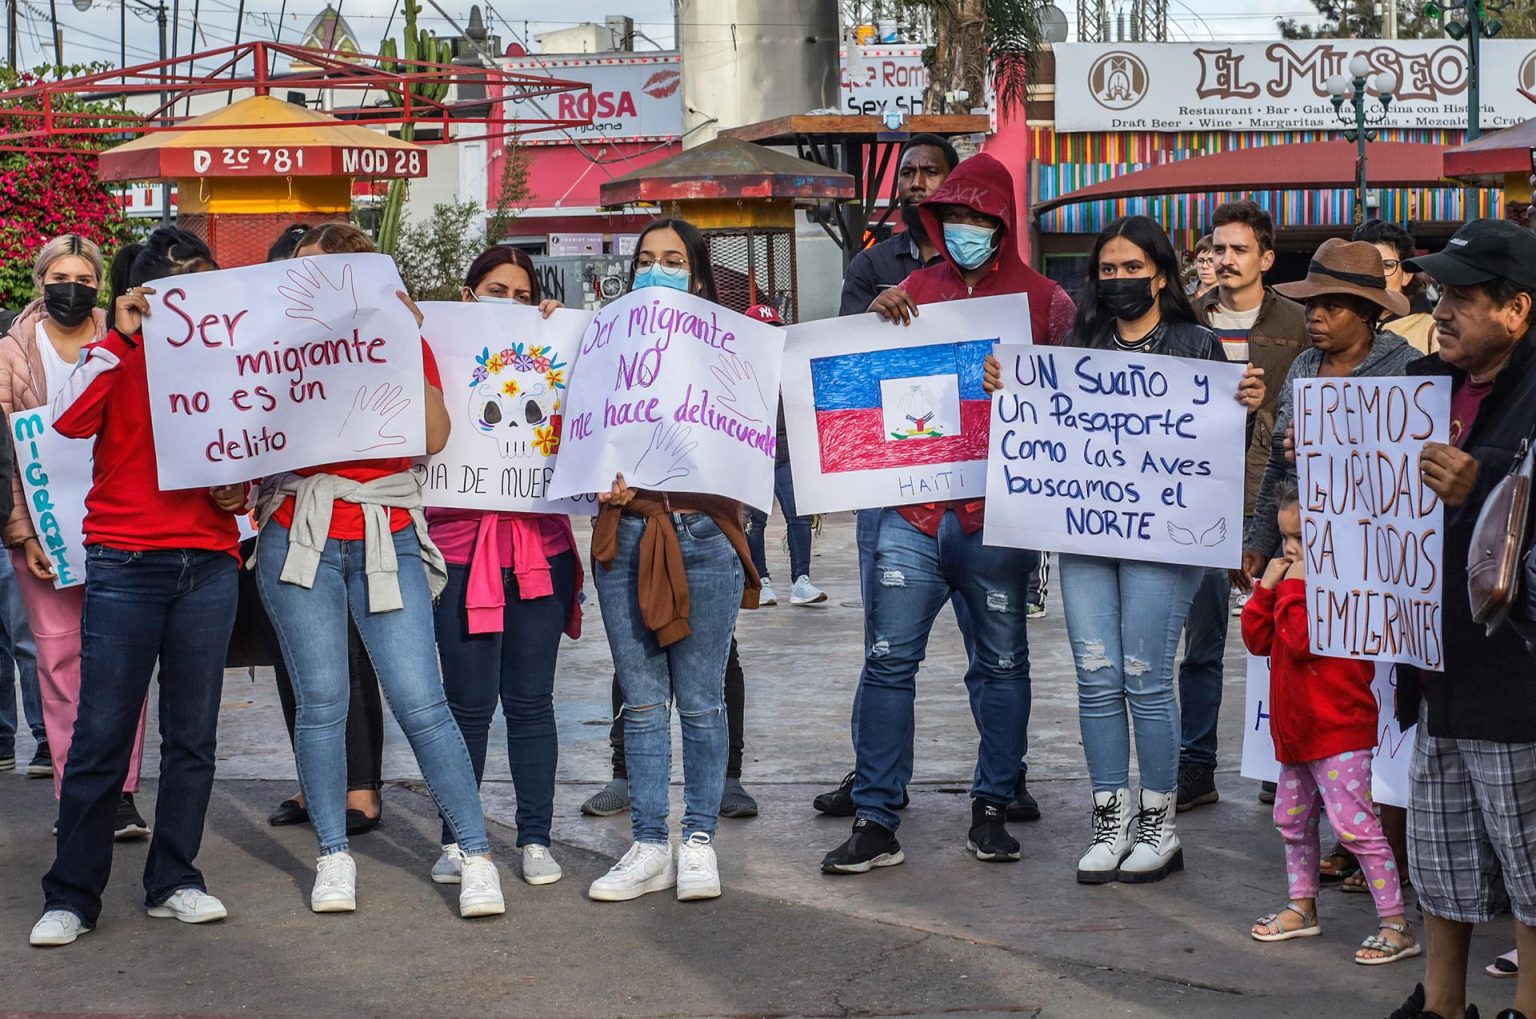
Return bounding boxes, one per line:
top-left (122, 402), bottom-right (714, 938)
top-left (841, 46), bottom-right (930, 119)
top-left (1294, 376), bottom-right (1450, 671)
top-left (495, 53), bottom-right (682, 144)
top-left (140, 253), bottom-right (425, 487)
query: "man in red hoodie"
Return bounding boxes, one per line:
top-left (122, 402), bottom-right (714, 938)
top-left (821, 153), bottom-right (1074, 875)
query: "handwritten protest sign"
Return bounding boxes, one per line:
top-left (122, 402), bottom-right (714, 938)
top-left (414, 302), bottom-right (597, 513)
top-left (780, 294), bottom-right (1026, 514)
top-left (1240, 654), bottom-right (1413, 808)
top-left (546, 287), bottom-right (785, 508)
top-left (11, 409), bottom-right (91, 588)
top-left (1293, 377), bottom-right (1450, 671)
top-left (983, 345), bottom-right (1246, 568)
top-left (140, 254), bottom-right (425, 488)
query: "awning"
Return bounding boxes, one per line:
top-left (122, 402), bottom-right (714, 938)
top-left (1033, 141), bottom-right (1450, 215)
top-left (1443, 117), bottom-right (1536, 186)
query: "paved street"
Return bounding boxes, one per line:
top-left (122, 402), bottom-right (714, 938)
top-left (0, 514), bottom-right (1509, 1018)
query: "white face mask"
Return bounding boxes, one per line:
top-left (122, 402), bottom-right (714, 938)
top-left (473, 293), bottom-right (527, 306)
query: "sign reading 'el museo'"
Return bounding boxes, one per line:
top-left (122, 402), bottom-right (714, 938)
top-left (1055, 41), bottom-right (1536, 133)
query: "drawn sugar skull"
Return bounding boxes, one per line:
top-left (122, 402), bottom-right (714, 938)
top-left (467, 344), bottom-right (568, 459)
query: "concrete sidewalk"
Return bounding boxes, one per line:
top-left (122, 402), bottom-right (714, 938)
top-left (0, 515), bottom-right (1513, 1018)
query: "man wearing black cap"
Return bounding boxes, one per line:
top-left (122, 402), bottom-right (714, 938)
top-left (1382, 219), bottom-right (1536, 1019)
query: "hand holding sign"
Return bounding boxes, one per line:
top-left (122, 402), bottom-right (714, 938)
top-left (114, 285), bottom-right (154, 337)
top-left (280, 258), bottom-right (358, 330)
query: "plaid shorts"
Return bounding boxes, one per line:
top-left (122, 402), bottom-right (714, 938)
top-left (1407, 712), bottom-right (1536, 925)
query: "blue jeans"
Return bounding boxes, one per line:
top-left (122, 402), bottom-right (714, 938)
top-left (257, 523), bottom-right (489, 857)
top-left (43, 546), bottom-right (237, 925)
top-left (433, 553), bottom-right (576, 847)
top-left (0, 552), bottom-right (43, 751)
top-left (1059, 554), bottom-right (1204, 795)
top-left (746, 460), bottom-right (814, 581)
top-left (1177, 567), bottom-right (1231, 769)
top-left (592, 513), bottom-right (743, 844)
top-left (852, 510), bottom-right (1036, 830)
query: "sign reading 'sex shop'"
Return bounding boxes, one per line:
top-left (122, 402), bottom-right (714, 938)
top-left (1055, 41), bottom-right (1536, 133)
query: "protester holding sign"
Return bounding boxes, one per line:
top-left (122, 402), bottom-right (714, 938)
top-left (1241, 481), bottom-right (1419, 966)
top-left (0, 234), bottom-right (150, 834)
top-left (586, 218), bottom-right (760, 904)
top-left (985, 215), bottom-right (1263, 886)
top-left (427, 245), bottom-right (581, 889)
top-left (252, 222), bottom-right (504, 921)
top-left (31, 229), bottom-right (246, 947)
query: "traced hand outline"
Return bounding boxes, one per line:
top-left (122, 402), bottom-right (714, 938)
top-left (340, 383), bottom-right (412, 452)
top-left (278, 257), bottom-right (359, 331)
top-left (709, 352), bottom-right (770, 424)
top-left (633, 421), bottom-right (697, 487)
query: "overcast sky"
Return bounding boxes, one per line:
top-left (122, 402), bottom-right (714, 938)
top-left (13, 0), bottom-right (1346, 73)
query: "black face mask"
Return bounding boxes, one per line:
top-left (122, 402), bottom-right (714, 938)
top-left (43, 282), bottom-right (99, 328)
top-left (1098, 277), bottom-right (1158, 321)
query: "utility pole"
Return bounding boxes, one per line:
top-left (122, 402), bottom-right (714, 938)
top-left (1426, 0), bottom-right (1511, 143)
top-left (1384, 0), bottom-right (1398, 38)
top-left (7, 0), bottom-right (19, 70)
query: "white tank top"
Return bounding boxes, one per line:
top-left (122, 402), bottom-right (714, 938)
top-left (34, 321), bottom-right (83, 404)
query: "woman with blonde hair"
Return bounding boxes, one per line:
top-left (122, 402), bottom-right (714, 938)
top-left (0, 234), bottom-right (150, 837)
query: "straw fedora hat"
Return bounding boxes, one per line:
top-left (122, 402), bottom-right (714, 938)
top-left (1273, 238), bottom-right (1410, 317)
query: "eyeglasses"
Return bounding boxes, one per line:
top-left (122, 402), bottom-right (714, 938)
top-left (1195, 256), bottom-right (1215, 267)
top-left (635, 256), bottom-right (688, 272)
top-left (1381, 259), bottom-right (1402, 273)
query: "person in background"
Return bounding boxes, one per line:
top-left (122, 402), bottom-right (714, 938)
top-left (0, 394), bottom-right (36, 781)
top-left (428, 244), bottom-right (579, 888)
top-left (1188, 235), bottom-right (1217, 300)
top-left (1354, 218), bottom-right (1438, 355)
top-left (0, 234), bottom-right (149, 837)
top-left (742, 302), bottom-right (824, 608)
top-left (1180, 200), bottom-right (1306, 814)
top-left (31, 228), bottom-right (245, 947)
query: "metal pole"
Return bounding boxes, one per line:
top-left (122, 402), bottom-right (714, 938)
top-left (1356, 79), bottom-right (1368, 224)
top-left (47, 0), bottom-right (59, 64)
top-left (120, 0), bottom-right (125, 66)
top-left (1385, 0), bottom-right (1398, 38)
top-left (1466, 1), bottom-right (1481, 141)
top-left (158, 1), bottom-right (170, 225)
top-left (7, 0), bottom-right (19, 71)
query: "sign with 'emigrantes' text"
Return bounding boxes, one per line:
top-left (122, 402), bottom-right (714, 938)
top-left (1294, 376), bottom-right (1450, 672)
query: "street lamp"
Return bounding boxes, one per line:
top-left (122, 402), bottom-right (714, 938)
top-left (1422, 0), bottom-right (1510, 142)
top-left (1328, 56), bottom-right (1395, 225)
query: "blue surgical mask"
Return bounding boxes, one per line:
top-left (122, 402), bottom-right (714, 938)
top-left (943, 222), bottom-right (998, 271)
top-left (632, 264), bottom-right (691, 292)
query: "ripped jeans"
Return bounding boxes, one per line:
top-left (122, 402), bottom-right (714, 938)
top-left (1058, 554), bottom-right (1204, 796)
top-left (592, 513), bottom-right (743, 845)
top-left (852, 510), bottom-right (1036, 831)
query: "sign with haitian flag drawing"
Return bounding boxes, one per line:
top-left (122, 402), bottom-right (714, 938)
top-left (781, 295), bottom-right (1029, 514)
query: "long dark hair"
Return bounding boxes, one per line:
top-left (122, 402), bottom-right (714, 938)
top-left (1074, 215), bottom-right (1197, 346)
top-left (628, 218), bottom-right (718, 304)
top-left (265, 222), bottom-right (311, 263)
top-left (106, 227), bottom-right (216, 331)
top-left (463, 244), bottom-right (542, 303)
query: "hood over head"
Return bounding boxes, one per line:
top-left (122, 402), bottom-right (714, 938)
top-left (915, 152), bottom-right (1021, 279)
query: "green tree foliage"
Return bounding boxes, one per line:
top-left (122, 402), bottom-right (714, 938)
top-left (393, 201), bottom-right (484, 302)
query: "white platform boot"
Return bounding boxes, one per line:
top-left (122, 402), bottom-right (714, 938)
top-left (1118, 788), bottom-right (1184, 883)
top-left (1075, 788), bottom-right (1133, 885)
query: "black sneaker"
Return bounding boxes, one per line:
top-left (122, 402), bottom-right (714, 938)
top-left (0, 747), bottom-right (13, 771)
top-left (821, 818), bottom-right (905, 874)
top-left (812, 771), bottom-right (908, 817)
top-left (114, 793), bottom-right (149, 841)
top-left (1176, 762), bottom-right (1219, 812)
top-left (966, 799), bottom-right (1021, 862)
top-left (1382, 982), bottom-right (1479, 1019)
top-left (1007, 772), bottom-right (1041, 822)
top-left (1258, 780), bottom-right (1277, 804)
top-left (27, 742), bottom-right (52, 777)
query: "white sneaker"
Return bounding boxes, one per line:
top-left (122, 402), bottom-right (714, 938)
top-left (676, 832), bottom-right (721, 901)
top-left (1232, 592), bottom-right (1250, 617)
top-left (588, 841), bottom-right (676, 902)
top-left (790, 575), bottom-right (827, 605)
top-left (758, 578), bottom-right (778, 606)
top-left (458, 855), bottom-right (506, 918)
top-left (430, 843), bottom-right (464, 885)
top-left (1119, 789), bottom-right (1184, 883)
top-left (147, 888), bottom-right (228, 924)
top-left (29, 909), bottom-right (89, 947)
top-left (311, 852), bottom-right (357, 913)
top-left (1076, 788), bottom-right (1133, 884)
top-left (520, 844), bottom-right (563, 886)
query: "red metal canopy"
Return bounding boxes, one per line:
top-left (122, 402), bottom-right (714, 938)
top-left (1033, 141), bottom-right (1451, 214)
top-left (599, 137), bottom-right (854, 207)
top-left (1443, 118), bottom-right (1536, 185)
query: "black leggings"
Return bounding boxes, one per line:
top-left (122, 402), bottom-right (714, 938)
top-left (608, 635), bottom-right (745, 781)
top-left (271, 617), bottom-right (384, 794)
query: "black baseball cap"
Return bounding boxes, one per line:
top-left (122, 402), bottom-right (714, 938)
top-left (1403, 219), bottom-right (1536, 290)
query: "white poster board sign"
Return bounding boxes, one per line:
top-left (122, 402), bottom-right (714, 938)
top-left (1240, 653), bottom-right (1414, 808)
top-left (140, 253), bottom-right (425, 488)
top-left (1294, 377), bottom-right (1450, 672)
top-left (983, 345), bottom-right (1245, 568)
top-left (414, 302), bottom-right (597, 514)
top-left (781, 295), bottom-right (1027, 515)
top-left (11, 409), bottom-right (90, 589)
top-left (547, 287), bottom-right (785, 508)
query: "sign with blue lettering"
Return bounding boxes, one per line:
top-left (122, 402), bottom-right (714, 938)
top-left (11, 408), bottom-right (91, 589)
top-left (982, 344), bottom-right (1245, 568)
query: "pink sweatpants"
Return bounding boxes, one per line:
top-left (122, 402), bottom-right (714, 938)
top-left (10, 548), bottom-right (146, 798)
top-left (1274, 748), bottom-right (1403, 917)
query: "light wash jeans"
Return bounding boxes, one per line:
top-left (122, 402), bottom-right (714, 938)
top-left (256, 522), bottom-right (490, 857)
top-left (1058, 554), bottom-right (1204, 795)
top-left (0, 551), bottom-right (43, 752)
top-left (592, 512), bottom-right (742, 845)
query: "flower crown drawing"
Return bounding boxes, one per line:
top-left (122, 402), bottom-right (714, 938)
top-left (468, 343), bottom-right (569, 459)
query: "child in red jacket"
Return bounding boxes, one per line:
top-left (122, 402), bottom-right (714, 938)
top-left (1241, 481), bottom-right (1419, 966)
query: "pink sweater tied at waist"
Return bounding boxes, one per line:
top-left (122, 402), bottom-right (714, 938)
top-left (428, 508), bottom-right (583, 638)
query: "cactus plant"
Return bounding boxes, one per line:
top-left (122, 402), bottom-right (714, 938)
top-left (376, 0), bottom-right (450, 254)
